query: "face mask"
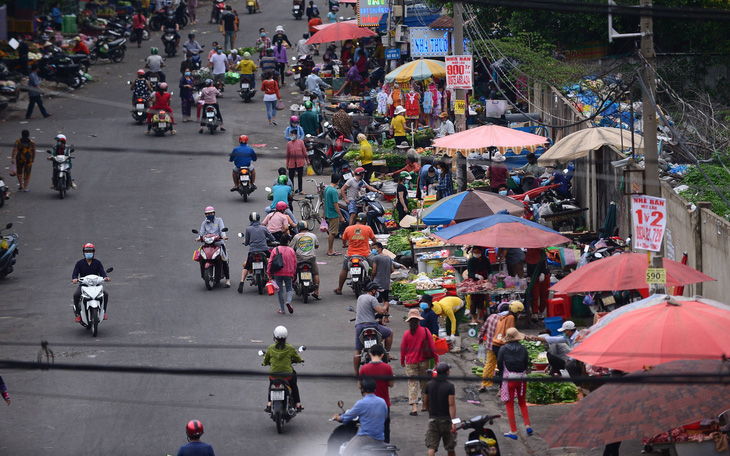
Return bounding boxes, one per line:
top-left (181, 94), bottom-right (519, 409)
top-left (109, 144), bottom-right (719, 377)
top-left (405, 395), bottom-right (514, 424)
top-left (261, 32), bottom-right (266, 37)
top-left (371, 249), bottom-right (378, 256)
top-left (420, 302), bottom-right (429, 310)
top-left (216, 49), bottom-right (222, 54)
top-left (499, 190), bottom-right (508, 196)
top-left (473, 253), bottom-right (482, 258)
top-left (364, 96), bottom-right (370, 101)
top-left (375, 292), bottom-right (380, 298)
top-left (290, 137), bottom-right (297, 141)
top-left (206, 214), bottom-right (215, 221)
top-left (84, 253), bottom-right (94, 260)
top-left (185, 72), bottom-right (191, 76)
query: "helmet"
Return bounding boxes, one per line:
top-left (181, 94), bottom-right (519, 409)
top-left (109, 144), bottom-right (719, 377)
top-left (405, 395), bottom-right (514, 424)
top-left (239, 134), bottom-right (249, 143)
top-left (231, 48), bottom-right (238, 54)
top-left (185, 420), bottom-right (204, 439)
top-left (276, 201), bottom-right (288, 211)
top-left (356, 212), bottom-right (366, 222)
top-left (311, 66), bottom-right (320, 73)
top-left (150, 47), bottom-right (158, 55)
top-left (137, 69), bottom-right (145, 75)
top-left (204, 206), bottom-right (215, 214)
top-left (360, 377), bottom-right (377, 393)
top-left (399, 171), bottom-right (412, 180)
top-left (332, 5), bottom-right (339, 10)
top-left (365, 281), bottom-right (383, 292)
top-left (55, 134), bottom-right (67, 142)
top-left (297, 221), bottom-right (307, 230)
top-left (82, 243), bottom-right (95, 252)
top-left (303, 100), bottom-right (313, 109)
top-left (275, 25), bottom-right (284, 32)
top-left (290, 116), bottom-right (299, 123)
top-left (158, 82), bottom-right (168, 90)
top-left (266, 47), bottom-right (274, 54)
top-left (243, 51), bottom-right (251, 58)
top-left (205, 79), bottom-right (213, 86)
top-left (354, 167), bottom-right (366, 175)
top-left (509, 300), bottom-right (525, 313)
top-left (188, 32), bottom-right (195, 38)
top-left (249, 212), bottom-right (260, 222)
top-left (338, 102), bottom-right (348, 110)
top-left (277, 175), bottom-right (289, 185)
top-left (273, 325), bottom-right (288, 339)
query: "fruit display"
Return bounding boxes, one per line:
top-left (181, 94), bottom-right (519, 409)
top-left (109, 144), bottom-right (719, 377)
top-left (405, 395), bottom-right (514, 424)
top-left (413, 237), bottom-right (444, 248)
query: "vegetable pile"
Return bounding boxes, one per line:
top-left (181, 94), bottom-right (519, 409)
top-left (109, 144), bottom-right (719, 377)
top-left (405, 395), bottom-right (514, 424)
top-left (525, 373), bottom-right (579, 404)
top-left (391, 282), bottom-right (418, 302)
top-left (386, 229), bottom-right (411, 254)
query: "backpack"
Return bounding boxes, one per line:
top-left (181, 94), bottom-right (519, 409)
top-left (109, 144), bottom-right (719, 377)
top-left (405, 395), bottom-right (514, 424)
top-left (270, 247), bottom-right (284, 273)
top-left (313, 5), bottom-right (319, 15)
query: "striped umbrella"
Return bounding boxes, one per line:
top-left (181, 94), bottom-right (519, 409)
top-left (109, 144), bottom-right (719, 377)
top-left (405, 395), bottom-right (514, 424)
top-left (421, 190), bottom-right (525, 225)
top-left (384, 59), bottom-right (446, 84)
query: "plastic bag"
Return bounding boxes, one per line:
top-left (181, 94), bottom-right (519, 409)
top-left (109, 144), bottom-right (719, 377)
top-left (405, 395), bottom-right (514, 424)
top-left (319, 219), bottom-right (328, 233)
top-left (306, 165), bottom-right (315, 176)
top-left (276, 100), bottom-right (285, 110)
top-left (8, 163), bottom-right (16, 177)
top-left (477, 343), bottom-right (486, 364)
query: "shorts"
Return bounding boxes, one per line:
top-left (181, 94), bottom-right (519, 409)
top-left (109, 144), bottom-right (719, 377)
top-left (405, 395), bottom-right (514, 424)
top-left (327, 216), bottom-right (339, 236)
top-left (347, 199), bottom-right (358, 215)
top-left (425, 418), bottom-right (457, 451)
top-left (355, 323), bottom-right (392, 351)
top-left (298, 259), bottom-right (319, 275)
top-left (212, 73), bottom-right (225, 84)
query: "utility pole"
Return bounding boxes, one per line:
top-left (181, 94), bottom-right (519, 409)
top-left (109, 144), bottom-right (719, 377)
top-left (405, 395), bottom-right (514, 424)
top-left (453, 1), bottom-right (467, 191)
top-left (640, 0), bottom-right (659, 199)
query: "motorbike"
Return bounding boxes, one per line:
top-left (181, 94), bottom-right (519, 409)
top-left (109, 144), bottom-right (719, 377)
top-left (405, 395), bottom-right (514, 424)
top-left (131, 96), bottom-right (147, 123)
top-left (455, 414), bottom-right (503, 456)
top-left (356, 188), bottom-right (387, 235)
top-left (234, 166), bottom-right (255, 201)
top-left (37, 53), bottom-right (86, 89)
top-left (238, 234), bottom-right (278, 294)
top-left (246, 0), bottom-right (257, 13)
top-left (258, 345), bottom-right (306, 434)
top-left (192, 227), bottom-right (228, 290)
top-left (0, 175), bottom-right (7, 207)
top-left (210, 0), bottom-right (226, 23)
top-left (46, 149), bottom-right (74, 199)
top-left (238, 75), bottom-right (256, 103)
top-left (75, 268), bottom-right (112, 337)
top-left (0, 223), bottom-right (19, 279)
top-left (146, 72), bottom-right (161, 90)
top-left (345, 255), bottom-right (369, 296)
top-left (162, 27), bottom-right (177, 57)
top-left (327, 400), bottom-right (400, 456)
top-left (292, 261), bottom-right (315, 303)
top-left (292, 54), bottom-right (314, 91)
top-left (347, 306), bottom-right (391, 365)
top-left (292, 0), bottom-right (303, 19)
top-left (150, 110), bottom-right (174, 136)
top-left (88, 31), bottom-right (127, 65)
top-left (304, 122), bottom-right (338, 175)
top-left (202, 104), bottom-right (221, 134)
top-left (368, 117), bottom-right (391, 145)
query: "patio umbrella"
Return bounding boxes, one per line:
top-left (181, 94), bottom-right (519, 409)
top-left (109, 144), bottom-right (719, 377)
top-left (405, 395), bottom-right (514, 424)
top-left (538, 127), bottom-right (644, 165)
top-left (550, 253), bottom-right (715, 294)
top-left (314, 19), bottom-right (358, 30)
top-left (544, 359), bottom-right (730, 449)
top-left (421, 190), bottom-right (525, 225)
top-left (569, 294), bottom-right (730, 372)
top-left (306, 21), bottom-right (377, 45)
top-left (432, 213), bottom-right (570, 248)
top-left (384, 59), bottom-right (446, 84)
top-left (432, 125), bottom-right (547, 157)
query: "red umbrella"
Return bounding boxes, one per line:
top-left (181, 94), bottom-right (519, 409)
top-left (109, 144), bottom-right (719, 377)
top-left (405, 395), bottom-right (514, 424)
top-left (544, 359), bottom-right (730, 449)
top-left (569, 295), bottom-right (730, 372)
top-left (550, 252), bottom-right (715, 294)
top-left (672, 252), bottom-right (689, 295)
top-left (306, 21), bottom-right (377, 45)
top-left (432, 213), bottom-right (570, 248)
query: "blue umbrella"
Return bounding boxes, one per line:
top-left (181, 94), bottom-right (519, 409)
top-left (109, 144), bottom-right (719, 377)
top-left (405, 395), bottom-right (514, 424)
top-left (432, 213), bottom-right (570, 248)
top-left (421, 190), bottom-right (525, 225)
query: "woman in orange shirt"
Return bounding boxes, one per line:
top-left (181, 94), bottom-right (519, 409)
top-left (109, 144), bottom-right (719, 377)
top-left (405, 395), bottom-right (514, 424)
top-left (262, 71), bottom-right (282, 126)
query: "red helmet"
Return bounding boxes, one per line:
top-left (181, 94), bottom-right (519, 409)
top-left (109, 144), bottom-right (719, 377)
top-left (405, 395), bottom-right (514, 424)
top-left (82, 243), bottom-right (95, 252)
top-left (290, 116), bottom-right (299, 123)
top-left (185, 420), bottom-right (204, 439)
top-left (239, 135), bottom-right (249, 143)
top-left (354, 167), bottom-right (366, 175)
top-left (276, 201), bottom-right (288, 211)
top-left (137, 69), bottom-right (145, 75)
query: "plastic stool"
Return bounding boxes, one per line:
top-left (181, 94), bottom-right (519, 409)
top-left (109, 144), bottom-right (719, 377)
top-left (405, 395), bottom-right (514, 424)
top-left (547, 298), bottom-right (571, 319)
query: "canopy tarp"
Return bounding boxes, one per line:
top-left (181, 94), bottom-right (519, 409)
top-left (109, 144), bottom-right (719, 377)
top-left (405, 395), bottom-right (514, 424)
top-left (538, 127), bottom-right (644, 165)
top-left (432, 124), bottom-right (548, 157)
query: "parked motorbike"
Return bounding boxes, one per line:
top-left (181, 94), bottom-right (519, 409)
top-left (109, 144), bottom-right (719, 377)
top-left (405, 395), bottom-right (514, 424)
top-left (234, 166), bottom-right (255, 201)
top-left (162, 27), bottom-right (177, 57)
top-left (89, 32), bottom-right (127, 65)
top-left (238, 75), bottom-right (256, 103)
top-left (37, 53), bottom-right (86, 88)
top-left (258, 345), bottom-right (306, 434)
top-left (192, 227), bottom-right (228, 290)
top-left (292, 261), bottom-right (315, 303)
top-left (345, 256), bottom-right (369, 296)
top-left (292, 0), bottom-right (303, 18)
top-left (357, 187), bottom-right (386, 235)
top-left (46, 149), bottom-right (74, 199)
top-left (0, 223), bottom-right (19, 279)
top-left (327, 400), bottom-right (400, 456)
top-left (455, 414), bottom-right (503, 456)
top-left (210, 0), bottom-right (226, 23)
top-left (202, 104), bottom-right (221, 134)
top-left (304, 121), bottom-right (342, 175)
top-left (347, 306), bottom-right (391, 365)
top-left (75, 268), bottom-right (112, 337)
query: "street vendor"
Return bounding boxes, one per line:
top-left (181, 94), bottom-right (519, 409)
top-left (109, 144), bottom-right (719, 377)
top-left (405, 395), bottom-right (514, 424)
top-left (390, 106), bottom-right (407, 145)
top-left (542, 161), bottom-right (571, 198)
top-left (416, 164), bottom-right (439, 199)
top-left (526, 320), bottom-right (577, 376)
top-left (432, 296), bottom-right (465, 352)
top-left (436, 112), bottom-right (454, 137)
top-left (467, 246), bottom-right (492, 324)
top-left (391, 154), bottom-right (421, 180)
top-left (357, 134), bottom-right (373, 183)
top-left (70, 37), bottom-right (90, 55)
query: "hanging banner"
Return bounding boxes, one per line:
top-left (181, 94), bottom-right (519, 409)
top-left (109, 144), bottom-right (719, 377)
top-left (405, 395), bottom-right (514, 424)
top-left (357, 0), bottom-right (389, 27)
top-left (445, 55), bottom-right (473, 90)
top-left (631, 195), bottom-right (667, 252)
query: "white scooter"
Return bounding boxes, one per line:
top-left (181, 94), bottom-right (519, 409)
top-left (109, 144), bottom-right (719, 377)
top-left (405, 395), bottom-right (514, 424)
top-left (76, 268), bottom-right (112, 337)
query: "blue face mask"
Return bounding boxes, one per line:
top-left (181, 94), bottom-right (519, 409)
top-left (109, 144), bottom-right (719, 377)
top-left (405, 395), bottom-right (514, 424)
top-left (371, 249), bottom-right (378, 256)
top-left (261, 32), bottom-right (266, 37)
top-left (216, 49), bottom-right (222, 54)
top-left (206, 214), bottom-right (215, 221)
top-left (420, 302), bottom-right (429, 310)
top-left (185, 72), bottom-right (191, 76)
top-left (499, 190), bottom-right (508, 196)
top-left (84, 253), bottom-right (94, 260)
top-left (364, 96), bottom-right (370, 101)
top-left (375, 292), bottom-right (380, 298)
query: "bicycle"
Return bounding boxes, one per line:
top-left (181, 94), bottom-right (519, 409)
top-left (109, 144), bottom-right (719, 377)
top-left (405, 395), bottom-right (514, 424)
top-left (296, 178), bottom-right (325, 225)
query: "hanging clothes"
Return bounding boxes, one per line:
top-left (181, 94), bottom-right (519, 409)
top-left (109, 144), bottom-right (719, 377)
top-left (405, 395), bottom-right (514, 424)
top-left (376, 90), bottom-right (388, 116)
top-left (404, 91), bottom-right (420, 118)
top-left (422, 90), bottom-right (433, 115)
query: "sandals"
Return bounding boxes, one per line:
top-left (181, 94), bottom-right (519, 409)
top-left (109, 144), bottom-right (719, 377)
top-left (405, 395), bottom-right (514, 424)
top-left (327, 252), bottom-right (342, 256)
top-left (333, 289), bottom-right (342, 295)
top-left (311, 293), bottom-right (321, 300)
top-left (286, 302), bottom-right (294, 314)
top-left (409, 411), bottom-right (418, 416)
top-left (277, 310), bottom-right (285, 314)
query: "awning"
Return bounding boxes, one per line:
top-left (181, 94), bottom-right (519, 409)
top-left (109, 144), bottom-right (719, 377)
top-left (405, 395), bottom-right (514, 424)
top-left (538, 127), bottom-right (644, 165)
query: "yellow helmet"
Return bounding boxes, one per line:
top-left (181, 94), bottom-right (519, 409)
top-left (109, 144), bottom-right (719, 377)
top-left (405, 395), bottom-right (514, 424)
top-left (509, 301), bottom-right (524, 313)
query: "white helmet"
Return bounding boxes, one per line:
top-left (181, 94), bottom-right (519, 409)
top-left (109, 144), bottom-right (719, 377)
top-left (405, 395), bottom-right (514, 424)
top-left (231, 49), bottom-right (238, 55)
top-left (273, 326), bottom-right (288, 339)
top-left (55, 134), bottom-right (67, 142)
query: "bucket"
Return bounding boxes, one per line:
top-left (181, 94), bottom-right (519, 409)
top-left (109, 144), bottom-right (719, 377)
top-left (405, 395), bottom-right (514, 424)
top-left (544, 316), bottom-right (563, 336)
top-left (434, 337), bottom-right (449, 355)
top-left (266, 281), bottom-right (276, 295)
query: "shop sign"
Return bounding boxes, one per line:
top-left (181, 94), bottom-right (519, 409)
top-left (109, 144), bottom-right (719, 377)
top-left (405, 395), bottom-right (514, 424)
top-left (445, 55), bottom-right (473, 90)
top-left (631, 195), bottom-right (667, 252)
top-left (385, 48), bottom-right (401, 60)
top-left (646, 268), bottom-right (667, 284)
top-left (409, 27), bottom-right (450, 57)
top-left (358, 0), bottom-right (389, 27)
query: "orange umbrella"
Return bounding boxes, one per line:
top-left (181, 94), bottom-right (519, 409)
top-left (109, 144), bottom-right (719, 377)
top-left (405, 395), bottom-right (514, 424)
top-left (432, 125), bottom-right (548, 157)
top-left (314, 19), bottom-right (357, 30)
top-left (306, 21), bottom-right (377, 45)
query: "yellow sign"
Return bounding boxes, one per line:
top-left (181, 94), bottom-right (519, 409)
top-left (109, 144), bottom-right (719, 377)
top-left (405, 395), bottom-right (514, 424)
top-left (646, 268), bottom-right (667, 284)
top-left (455, 100), bottom-right (465, 115)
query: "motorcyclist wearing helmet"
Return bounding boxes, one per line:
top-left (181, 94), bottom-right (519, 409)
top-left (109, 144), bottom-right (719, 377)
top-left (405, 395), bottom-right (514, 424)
top-left (48, 134), bottom-right (77, 190)
top-left (131, 68), bottom-right (153, 102)
top-left (304, 66), bottom-right (331, 109)
top-left (177, 419), bottom-right (215, 456)
top-left (147, 82), bottom-right (175, 132)
top-left (236, 52), bottom-right (257, 88)
top-left (229, 134), bottom-right (257, 191)
top-left (182, 33), bottom-right (203, 57)
top-left (334, 212), bottom-right (376, 296)
top-left (238, 211), bottom-right (276, 293)
top-left (269, 174), bottom-right (293, 213)
top-left (198, 78), bottom-right (226, 133)
top-left (145, 47), bottom-right (166, 83)
top-left (299, 100), bottom-right (320, 136)
top-left (289, 221), bottom-right (320, 299)
top-left (263, 326), bottom-right (303, 412)
top-left (340, 167), bottom-right (383, 225)
top-left (197, 206), bottom-right (231, 287)
top-left (284, 115), bottom-right (305, 141)
top-left (350, 281), bottom-right (392, 373)
top-left (161, 10), bottom-right (180, 50)
top-left (262, 201), bottom-right (295, 241)
top-left (332, 376), bottom-right (388, 455)
top-left (72, 243), bottom-right (110, 323)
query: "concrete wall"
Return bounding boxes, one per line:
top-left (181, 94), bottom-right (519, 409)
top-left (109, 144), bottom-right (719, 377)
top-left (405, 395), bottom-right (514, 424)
top-left (698, 207), bottom-right (730, 301)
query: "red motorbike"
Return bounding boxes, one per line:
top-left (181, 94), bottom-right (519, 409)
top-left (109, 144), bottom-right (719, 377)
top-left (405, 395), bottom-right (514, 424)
top-left (192, 227), bottom-right (228, 290)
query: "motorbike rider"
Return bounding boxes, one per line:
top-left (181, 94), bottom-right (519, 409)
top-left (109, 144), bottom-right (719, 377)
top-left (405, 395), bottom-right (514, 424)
top-left (238, 211), bottom-right (276, 293)
top-left (72, 243), bottom-right (110, 323)
top-left (352, 282), bottom-right (392, 374)
top-left (236, 52), bottom-right (257, 89)
top-left (48, 134), bottom-right (77, 190)
top-left (147, 82), bottom-right (174, 133)
top-left (334, 212), bottom-right (375, 296)
top-left (299, 100), bottom-right (320, 136)
top-left (332, 377), bottom-right (388, 456)
top-left (296, 33), bottom-right (311, 57)
top-left (182, 33), bottom-right (203, 64)
top-left (198, 79), bottom-right (226, 133)
top-left (145, 47), bottom-right (166, 82)
top-left (262, 201), bottom-right (295, 241)
top-left (268, 175), bottom-right (293, 214)
top-left (290, 221), bottom-right (321, 300)
top-left (177, 420), bottom-right (215, 456)
top-left (130, 68), bottom-right (153, 102)
top-left (197, 206), bottom-right (231, 287)
top-left (161, 10), bottom-right (180, 51)
top-left (341, 167), bottom-right (383, 225)
top-left (305, 67), bottom-right (330, 109)
top-left (229, 134), bottom-right (257, 191)
top-left (284, 116), bottom-right (305, 140)
top-left (263, 326), bottom-right (303, 412)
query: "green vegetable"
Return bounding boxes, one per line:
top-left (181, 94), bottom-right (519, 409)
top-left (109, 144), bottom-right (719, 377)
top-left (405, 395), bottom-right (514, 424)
top-left (391, 282), bottom-right (418, 301)
top-left (344, 150), bottom-right (360, 161)
top-left (383, 139), bottom-right (396, 150)
top-left (428, 267), bottom-right (445, 278)
top-left (384, 154), bottom-right (406, 168)
top-left (525, 373), bottom-right (579, 404)
top-left (387, 229), bottom-right (412, 253)
top-left (519, 340), bottom-right (544, 369)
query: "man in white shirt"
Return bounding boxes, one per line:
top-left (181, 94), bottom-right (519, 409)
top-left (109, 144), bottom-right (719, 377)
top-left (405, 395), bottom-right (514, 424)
top-left (208, 47), bottom-right (229, 91)
top-left (436, 112), bottom-right (454, 137)
top-left (296, 33), bottom-right (312, 57)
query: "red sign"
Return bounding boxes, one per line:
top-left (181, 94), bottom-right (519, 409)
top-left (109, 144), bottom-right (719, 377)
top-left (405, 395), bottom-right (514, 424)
top-left (445, 55), bottom-right (472, 90)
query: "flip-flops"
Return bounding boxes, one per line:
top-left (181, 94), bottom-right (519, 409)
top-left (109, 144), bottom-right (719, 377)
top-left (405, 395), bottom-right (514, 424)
top-left (312, 293), bottom-right (321, 300)
top-left (333, 289), bottom-right (342, 295)
top-left (409, 411), bottom-right (418, 416)
top-left (327, 252), bottom-right (342, 256)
